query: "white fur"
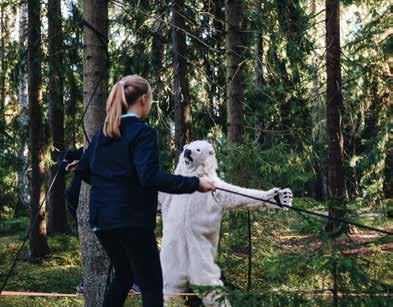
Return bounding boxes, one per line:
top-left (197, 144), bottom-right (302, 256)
top-left (159, 140), bottom-right (293, 306)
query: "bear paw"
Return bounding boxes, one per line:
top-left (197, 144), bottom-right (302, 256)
top-left (277, 188), bottom-right (293, 208)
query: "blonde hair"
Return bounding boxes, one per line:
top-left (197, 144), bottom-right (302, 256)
top-left (103, 75), bottom-right (152, 138)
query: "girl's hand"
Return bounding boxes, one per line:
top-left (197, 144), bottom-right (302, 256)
top-left (65, 160), bottom-right (79, 172)
top-left (198, 176), bottom-right (216, 192)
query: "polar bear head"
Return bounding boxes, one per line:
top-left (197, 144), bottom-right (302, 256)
top-left (174, 140), bottom-right (218, 178)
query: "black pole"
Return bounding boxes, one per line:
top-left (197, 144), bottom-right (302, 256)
top-left (247, 210), bottom-right (252, 290)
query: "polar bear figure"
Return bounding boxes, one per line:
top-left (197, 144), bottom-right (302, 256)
top-left (159, 140), bottom-right (293, 306)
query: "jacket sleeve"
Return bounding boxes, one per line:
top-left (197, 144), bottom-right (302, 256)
top-left (133, 126), bottom-right (199, 194)
top-left (75, 142), bottom-right (94, 185)
top-left (56, 151), bottom-right (68, 177)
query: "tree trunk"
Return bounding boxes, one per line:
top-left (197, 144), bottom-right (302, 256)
top-left (16, 0), bottom-right (30, 216)
top-left (254, 1), bottom-right (265, 145)
top-left (226, 0), bottom-right (248, 256)
top-left (225, 0), bottom-right (244, 143)
top-left (47, 0), bottom-right (67, 234)
top-left (151, 2), bottom-right (166, 119)
top-left (0, 4), bottom-right (7, 144)
top-left (254, 36), bottom-right (264, 89)
top-left (310, 0), bottom-right (327, 202)
top-left (325, 0), bottom-right (346, 232)
top-left (77, 1), bottom-right (109, 306)
top-left (213, 0), bottom-right (226, 129)
top-left (66, 71), bottom-right (78, 149)
top-left (172, 0), bottom-right (191, 154)
top-left (28, 0), bottom-right (50, 258)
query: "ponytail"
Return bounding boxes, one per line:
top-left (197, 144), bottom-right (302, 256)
top-left (103, 80), bottom-right (128, 138)
top-left (103, 75), bottom-right (151, 138)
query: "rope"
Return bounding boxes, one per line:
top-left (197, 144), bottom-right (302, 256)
top-left (1, 290), bottom-right (392, 298)
top-left (78, 18), bottom-right (110, 145)
top-left (215, 187), bottom-right (393, 236)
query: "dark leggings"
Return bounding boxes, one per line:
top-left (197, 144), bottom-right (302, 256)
top-left (95, 227), bottom-right (163, 307)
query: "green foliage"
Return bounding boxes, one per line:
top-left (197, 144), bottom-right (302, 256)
top-left (1, 204), bottom-right (392, 306)
top-left (217, 138), bottom-right (314, 197)
top-left (0, 0), bottom-right (392, 305)
top-left (342, 2), bottom-right (392, 204)
top-left (0, 126), bottom-right (18, 218)
top-left (0, 218), bottom-right (144, 306)
top-left (217, 205), bottom-right (393, 306)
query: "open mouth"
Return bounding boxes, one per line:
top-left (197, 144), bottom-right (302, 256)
top-left (184, 151), bottom-right (193, 165)
top-left (184, 156), bottom-right (193, 165)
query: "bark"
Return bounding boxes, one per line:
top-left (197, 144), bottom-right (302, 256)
top-left (213, 0), bottom-right (226, 128)
top-left (65, 71), bottom-right (78, 149)
top-left (226, 0), bottom-right (247, 253)
top-left (310, 0), bottom-right (327, 202)
top-left (172, 0), bottom-right (191, 154)
top-left (0, 4), bottom-right (8, 143)
top-left (47, 0), bottom-right (67, 234)
top-left (65, 5), bottom-right (83, 149)
top-left (225, 0), bottom-right (244, 143)
top-left (325, 0), bottom-right (346, 232)
top-left (28, 0), bottom-right (50, 258)
top-left (16, 0), bottom-right (30, 216)
top-left (254, 35), bottom-right (264, 88)
top-left (77, 1), bottom-right (109, 306)
top-left (254, 1), bottom-right (266, 145)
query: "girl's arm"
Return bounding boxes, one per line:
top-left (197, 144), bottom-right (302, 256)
top-left (133, 127), bottom-right (200, 194)
top-left (75, 140), bottom-right (95, 184)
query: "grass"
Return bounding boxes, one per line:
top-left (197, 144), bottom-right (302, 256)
top-left (0, 200), bottom-right (392, 306)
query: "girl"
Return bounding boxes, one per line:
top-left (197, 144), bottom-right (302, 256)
top-left (76, 75), bottom-right (215, 307)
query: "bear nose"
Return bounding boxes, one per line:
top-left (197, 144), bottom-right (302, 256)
top-left (184, 149), bottom-right (192, 158)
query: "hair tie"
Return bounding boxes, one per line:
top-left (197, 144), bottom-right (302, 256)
top-left (118, 80), bottom-right (125, 86)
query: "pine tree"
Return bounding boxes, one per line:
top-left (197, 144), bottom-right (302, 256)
top-left (28, 0), bottom-right (50, 258)
top-left (16, 0), bottom-right (30, 216)
top-left (172, 0), bottom-right (191, 154)
top-left (47, 0), bottom-right (67, 234)
top-left (225, 0), bottom-right (244, 143)
top-left (77, 0), bottom-right (109, 305)
top-left (325, 0), bottom-right (346, 232)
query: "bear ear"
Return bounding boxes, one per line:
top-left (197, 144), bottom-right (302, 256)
top-left (183, 144), bottom-right (188, 150)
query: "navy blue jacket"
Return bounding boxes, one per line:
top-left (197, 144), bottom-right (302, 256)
top-left (57, 148), bottom-right (84, 222)
top-left (75, 116), bottom-right (199, 231)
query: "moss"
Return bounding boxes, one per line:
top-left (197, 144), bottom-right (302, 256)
top-left (0, 199), bottom-right (392, 306)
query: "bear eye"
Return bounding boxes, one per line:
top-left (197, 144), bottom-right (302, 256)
top-left (196, 149), bottom-right (200, 152)
top-left (209, 151), bottom-right (214, 155)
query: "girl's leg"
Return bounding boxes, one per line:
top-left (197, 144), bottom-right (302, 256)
top-left (119, 228), bottom-right (164, 307)
top-left (95, 230), bottom-right (134, 307)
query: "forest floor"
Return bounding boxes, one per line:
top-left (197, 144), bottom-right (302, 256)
top-left (0, 199), bottom-right (392, 306)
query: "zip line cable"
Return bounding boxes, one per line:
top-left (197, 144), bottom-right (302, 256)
top-left (215, 187), bottom-right (393, 236)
